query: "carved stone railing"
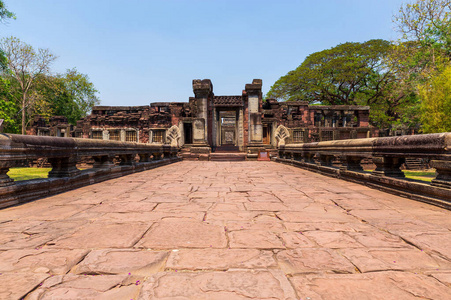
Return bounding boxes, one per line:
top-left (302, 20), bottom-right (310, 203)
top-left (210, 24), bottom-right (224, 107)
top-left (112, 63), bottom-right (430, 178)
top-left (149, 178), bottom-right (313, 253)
top-left (277, 133), bottom-right (451, 209)
top-left (0, 134), bottom-right (180, 208)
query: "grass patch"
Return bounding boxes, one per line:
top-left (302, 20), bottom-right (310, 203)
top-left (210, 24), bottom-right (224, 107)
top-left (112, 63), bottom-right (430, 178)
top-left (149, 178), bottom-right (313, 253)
top-left (403, 170), bottom-right (436, 182)
top-left (365, 169), bottom-right (436, 182)
top-left (7, 168), bottom-right (51, 181)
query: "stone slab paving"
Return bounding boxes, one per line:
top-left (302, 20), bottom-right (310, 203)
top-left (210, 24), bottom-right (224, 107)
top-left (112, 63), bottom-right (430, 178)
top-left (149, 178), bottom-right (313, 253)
top-left (0, 161), bottom-right (450, 299)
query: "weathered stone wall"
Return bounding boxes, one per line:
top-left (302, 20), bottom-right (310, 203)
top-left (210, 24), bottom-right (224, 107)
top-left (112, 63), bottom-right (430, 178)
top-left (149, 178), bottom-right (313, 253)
top-left (28, 79), bottom-right (374, 148)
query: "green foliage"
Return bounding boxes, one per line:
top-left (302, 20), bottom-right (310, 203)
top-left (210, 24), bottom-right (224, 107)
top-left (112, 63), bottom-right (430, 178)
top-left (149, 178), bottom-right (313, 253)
top-left (395, 0), bottom-right (451, 60)
top-left (267, 40), bottom-right (421, 129)
top-left (0, 76), bottom-right (20, 133)
top-left (418, 64), bottom-right (451, 132)
top-left (0, 1), bottom-right (15, 70)
top-left (35, 69), bottom-right (100, 125)
top-left (0, 0), bottom-right (15, 23)
top-left (60, 68), bottom-right (100, 123)
top-left (0, 36), bottom-right (100, 133)
top-left (268, 40), bottom-right (393, 105)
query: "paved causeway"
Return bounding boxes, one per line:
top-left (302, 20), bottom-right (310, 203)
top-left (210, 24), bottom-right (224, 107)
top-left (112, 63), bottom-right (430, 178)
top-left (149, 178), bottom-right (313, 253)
top-left (1, 161), bottom-right (451, 299)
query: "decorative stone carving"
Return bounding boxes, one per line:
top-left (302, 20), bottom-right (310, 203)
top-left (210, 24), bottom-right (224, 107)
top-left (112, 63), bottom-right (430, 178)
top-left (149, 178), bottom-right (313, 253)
top-left (275, 125), bottom-right (290, 146)
top-left (167, 125), bottom-right (181, 147)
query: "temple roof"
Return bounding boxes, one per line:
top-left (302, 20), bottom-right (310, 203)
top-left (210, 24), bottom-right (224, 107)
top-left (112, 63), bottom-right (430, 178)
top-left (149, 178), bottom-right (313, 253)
top-left (213, 95), bottom-right (243, 107)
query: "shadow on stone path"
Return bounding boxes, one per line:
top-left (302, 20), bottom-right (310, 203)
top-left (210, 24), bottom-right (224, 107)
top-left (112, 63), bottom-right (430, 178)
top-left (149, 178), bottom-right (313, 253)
top-left (0, 161), bottom-right (450, 299)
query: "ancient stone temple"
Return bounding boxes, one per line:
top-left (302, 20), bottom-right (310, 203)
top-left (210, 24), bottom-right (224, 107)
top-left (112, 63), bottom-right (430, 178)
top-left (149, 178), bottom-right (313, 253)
top-left (29, 79), bottom-right (373, 159)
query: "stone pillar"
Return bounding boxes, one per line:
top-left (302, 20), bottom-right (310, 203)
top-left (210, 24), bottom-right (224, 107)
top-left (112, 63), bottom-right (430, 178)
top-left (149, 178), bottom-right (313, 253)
top-left (430, 160), bottom-right (451, 189)
top-left (139, 153), bottom-right (151, 163)
top-left (340, 156), bottom-right (364, 172)
top-left (119, 154), bottom-right (135, 166)
top-left (48, 157), bottom-right (81, 178)
top-left (102, 130), bottom-right (109, 140)
top-left (238, 108), bottom-right (244, 151)
top-left (92, 155), bottom-right (114, 169)
top-left (0, 162), bottom-right (14, 187)
top-left (192, 79), bottom-right (212, 146)
top-left (152, 152), bottom-right (162, 161)
top-left (372, 156), bottom-right (405, 178)
top-left (246, 79), bottom-right (263, 144)
top-left (318, 154), bottom-right (334, 166)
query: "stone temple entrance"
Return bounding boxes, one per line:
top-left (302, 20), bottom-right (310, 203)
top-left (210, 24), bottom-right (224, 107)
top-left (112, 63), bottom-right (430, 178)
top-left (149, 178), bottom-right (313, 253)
top-left (220, 111), bottom-right (236, 146)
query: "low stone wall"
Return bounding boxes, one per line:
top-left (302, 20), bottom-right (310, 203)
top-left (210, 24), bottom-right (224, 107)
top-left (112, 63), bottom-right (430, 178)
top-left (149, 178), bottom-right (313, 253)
top-left (277, 133), bottom-right (451, 209)
top-left (0, 134), bottom-right (181, 209)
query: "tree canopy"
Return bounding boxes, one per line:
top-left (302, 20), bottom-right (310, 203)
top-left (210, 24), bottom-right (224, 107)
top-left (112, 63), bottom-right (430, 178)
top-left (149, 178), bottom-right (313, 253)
top-left (267, 39), bottom-right (392, 106)
top-left (0, 36), bottom-right (100, 134)
top-left (0, 36), bottom-right (57, 134)
top-left (267, 0), bottom-right (451, 133)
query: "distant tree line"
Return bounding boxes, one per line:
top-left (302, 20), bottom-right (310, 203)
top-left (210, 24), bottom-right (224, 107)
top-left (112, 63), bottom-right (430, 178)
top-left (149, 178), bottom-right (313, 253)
top-left (0, 1), bottom-right (99, 134)
top-left (267, 0), bottom-right (451, 134)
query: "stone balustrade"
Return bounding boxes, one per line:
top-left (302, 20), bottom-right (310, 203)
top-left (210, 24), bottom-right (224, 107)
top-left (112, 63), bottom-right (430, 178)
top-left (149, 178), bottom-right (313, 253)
top-left (0, 134), bottom-right (180, 208)
top-left (277, 133), bottom-right (451, 208)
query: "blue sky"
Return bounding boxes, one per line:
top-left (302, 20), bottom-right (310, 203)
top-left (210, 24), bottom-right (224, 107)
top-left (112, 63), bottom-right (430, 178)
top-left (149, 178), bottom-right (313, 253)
top-left (1, 0), bottom-right (406, 106)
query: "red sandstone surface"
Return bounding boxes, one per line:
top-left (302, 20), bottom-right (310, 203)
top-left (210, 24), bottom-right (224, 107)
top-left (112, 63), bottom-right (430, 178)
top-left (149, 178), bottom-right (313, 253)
top-left (0, 161), bottom-right (450, 299)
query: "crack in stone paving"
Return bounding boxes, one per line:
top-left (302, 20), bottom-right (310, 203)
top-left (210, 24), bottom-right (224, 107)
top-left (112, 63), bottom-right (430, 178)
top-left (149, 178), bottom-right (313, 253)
top-left (1, 161), bottom-right (450, 299)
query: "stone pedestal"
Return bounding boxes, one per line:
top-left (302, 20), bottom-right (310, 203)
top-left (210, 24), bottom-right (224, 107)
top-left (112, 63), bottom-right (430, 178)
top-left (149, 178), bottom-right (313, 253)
top-left (93, 155), bottom-right (114, 169)
top-left (372, 156), bottom-right (405, 178)
top-left (48, 157), bottom-right (81, 178)
top-left (340, 156), bottom-right (364, 172)
top-left (0, 166), bottom-right (14, 187)
top-left (430, 160), bottom-right (451, 189)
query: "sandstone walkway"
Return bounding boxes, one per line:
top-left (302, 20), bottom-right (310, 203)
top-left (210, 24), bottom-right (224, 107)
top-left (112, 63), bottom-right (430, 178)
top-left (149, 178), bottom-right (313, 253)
top-left (1, 161), bottom-right (451, 299)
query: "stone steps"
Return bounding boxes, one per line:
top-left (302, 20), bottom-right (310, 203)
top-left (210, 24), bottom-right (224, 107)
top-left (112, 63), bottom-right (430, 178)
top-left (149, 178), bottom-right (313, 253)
top-left (210, 153), bottom-right (246, 161)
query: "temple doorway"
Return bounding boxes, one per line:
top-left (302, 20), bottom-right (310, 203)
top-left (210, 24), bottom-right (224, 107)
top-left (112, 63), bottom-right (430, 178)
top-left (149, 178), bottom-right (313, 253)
top-left (220, 111), bottom-right (236, 145)
top-left (263, 124), bottom-right (272, 144)
top-left (183, 122), bottom-right (193, 144)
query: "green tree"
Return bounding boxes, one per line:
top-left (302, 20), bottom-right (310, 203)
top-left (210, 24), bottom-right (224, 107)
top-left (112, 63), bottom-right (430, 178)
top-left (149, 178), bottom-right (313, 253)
top-left (0, 0), bottom-right (14, 23)
top-left (0, 1), bottom-right (15, 69)
top-left (267, 40), bottom-right (419, 128)
top-left (60, 68), bottom-right (99, 123)
top-left (418, 64), bottom-right (451, 132)
top-left (0, 76), bottom-right (20, 133)
top-left (394, 0), bottom-right (451, 132)
top-left (267, 40), bottom-right (392, 105)
top-left (395, 0), bottom-right (451, 61)
top-left (33, 69), bottom-right (100, 125)
top-left (0, 36), bottom-right (57, 134)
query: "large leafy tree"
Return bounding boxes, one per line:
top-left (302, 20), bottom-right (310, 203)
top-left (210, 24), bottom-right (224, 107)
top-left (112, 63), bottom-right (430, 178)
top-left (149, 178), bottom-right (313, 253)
top-left (37, 69), bottom-right (100, 125)
top-left (267, 39), bottom-right (392, 105)
top-left (60, 68), bottom-right (99, 123)
top-left (418, 64), bottom-right (451, 132)
top-left (394, 0), bottom-right (451, 133)
top-left (267, 39), bottom-right (419, 128)
top-left (0, 36), bottom-right (57, 134)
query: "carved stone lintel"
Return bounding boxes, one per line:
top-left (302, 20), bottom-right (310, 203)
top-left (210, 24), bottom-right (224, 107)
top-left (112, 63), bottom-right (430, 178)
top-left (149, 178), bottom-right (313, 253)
top-left (372, 156), bottom-right (405, 178)
top-left (48, 157), bottom-right (81, 178)
top-left (340, 156), bottom-right (364, 172)
top-left (430, 160), bottom-right (451, 189)
top-left (92, 155), bottom-right (114, 169)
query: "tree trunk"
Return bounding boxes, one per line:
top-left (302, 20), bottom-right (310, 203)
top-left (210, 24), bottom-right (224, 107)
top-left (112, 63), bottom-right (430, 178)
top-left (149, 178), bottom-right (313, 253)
top-left (21, 93), bottom-right (26, 135)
